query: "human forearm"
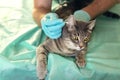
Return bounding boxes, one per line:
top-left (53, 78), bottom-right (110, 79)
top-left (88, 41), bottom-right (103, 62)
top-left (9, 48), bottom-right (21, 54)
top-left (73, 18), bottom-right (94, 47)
top-left (117, 0), bottom-right (120, 3)
top-left (32, 8), bottom-right (50, 26)
top-left (32, 0), bottom-right (52, 26)
top-left (82, 0), bottom-right (118, 19)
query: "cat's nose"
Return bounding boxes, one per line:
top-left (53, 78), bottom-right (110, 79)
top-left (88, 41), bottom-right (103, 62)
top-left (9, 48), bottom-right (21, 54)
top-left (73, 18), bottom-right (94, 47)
top-left (79, 46), bottom-right (83, 49)
top-left (79, 43), bottom-right (84, 49)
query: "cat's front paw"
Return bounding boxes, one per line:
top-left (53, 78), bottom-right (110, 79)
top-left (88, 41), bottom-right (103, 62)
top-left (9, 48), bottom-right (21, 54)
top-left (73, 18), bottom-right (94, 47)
top-left (37, 53), bottom-right (47, 80)
top-left (76, 58), bottom-right (86, 68)
top-left (38, 69), bottom-right (47, 80)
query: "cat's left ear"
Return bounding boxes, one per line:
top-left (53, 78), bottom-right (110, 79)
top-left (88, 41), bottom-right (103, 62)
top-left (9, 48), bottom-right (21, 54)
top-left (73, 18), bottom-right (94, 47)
top-left (65, 15), bottom-right (76, 32)
top-left (87, 20), bottom-right (96, 31)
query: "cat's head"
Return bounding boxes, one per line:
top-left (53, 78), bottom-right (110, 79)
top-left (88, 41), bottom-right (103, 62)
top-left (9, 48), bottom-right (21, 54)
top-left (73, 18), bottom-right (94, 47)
top-left (64, 15), bottom-right (95, 50)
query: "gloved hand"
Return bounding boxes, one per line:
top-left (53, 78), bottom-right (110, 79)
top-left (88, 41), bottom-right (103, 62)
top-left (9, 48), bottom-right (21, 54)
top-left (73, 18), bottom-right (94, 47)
top-left (73, 10), bottom-right (91, 22)
top-left (41, 13), bottom-right (65, 39)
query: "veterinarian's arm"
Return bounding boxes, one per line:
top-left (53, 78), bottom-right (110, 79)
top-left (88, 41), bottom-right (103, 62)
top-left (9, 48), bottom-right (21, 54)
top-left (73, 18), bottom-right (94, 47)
top-left (33, 0), bottom-right (65, 39)
top-left (82, 0), bottom-right (118, 19)
top-left (117, 0), bottom-right (120, 3)
top-left (74, 0), bottom-right (119, 21)
top-left (32, 0), bottom-right (52, 26)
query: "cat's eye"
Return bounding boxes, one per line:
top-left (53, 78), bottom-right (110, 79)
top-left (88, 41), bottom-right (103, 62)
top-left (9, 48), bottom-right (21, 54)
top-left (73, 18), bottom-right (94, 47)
top-left (84, 37), bottom-right (89, 42)
top-left (73, 36), bottom-right (78, 40)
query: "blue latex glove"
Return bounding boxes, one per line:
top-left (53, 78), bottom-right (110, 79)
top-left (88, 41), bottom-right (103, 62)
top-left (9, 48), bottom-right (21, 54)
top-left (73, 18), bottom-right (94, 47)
top-left (73, 10), bottom-right (91, 22)
top-left (41, 13), bottom-right (65, 39)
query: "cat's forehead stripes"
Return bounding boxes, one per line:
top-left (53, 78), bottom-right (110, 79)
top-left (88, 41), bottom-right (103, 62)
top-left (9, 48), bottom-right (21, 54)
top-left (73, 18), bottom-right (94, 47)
top-left (75, 21), bottom-right (89, 29)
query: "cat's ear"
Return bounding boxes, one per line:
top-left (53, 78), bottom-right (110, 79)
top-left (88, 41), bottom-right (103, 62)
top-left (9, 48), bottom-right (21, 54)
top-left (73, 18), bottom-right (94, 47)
top-left (87, 20), bottom-right (96, 31)
top-left (65, 15), bottom-right (76, 25)
top-left (65, 15), bottom-right (76, 32)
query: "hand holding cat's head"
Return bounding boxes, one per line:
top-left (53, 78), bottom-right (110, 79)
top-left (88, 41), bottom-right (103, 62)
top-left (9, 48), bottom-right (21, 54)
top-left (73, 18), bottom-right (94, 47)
top-left (65, 15), bottom-right (96, 33)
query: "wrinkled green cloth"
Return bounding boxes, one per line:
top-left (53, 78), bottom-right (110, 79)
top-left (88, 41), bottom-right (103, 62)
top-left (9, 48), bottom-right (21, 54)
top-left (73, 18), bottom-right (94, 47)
top-left (0, 0), bottom-right (120, 80)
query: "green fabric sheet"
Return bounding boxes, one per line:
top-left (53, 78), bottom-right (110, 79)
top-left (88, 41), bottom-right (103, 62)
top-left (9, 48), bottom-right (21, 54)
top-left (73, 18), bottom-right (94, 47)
top-left (0, 0), bottom-right (120, 80)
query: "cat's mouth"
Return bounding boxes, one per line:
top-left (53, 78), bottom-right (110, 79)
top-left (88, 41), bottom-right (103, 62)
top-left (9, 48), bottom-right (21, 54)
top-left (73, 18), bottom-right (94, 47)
top-left (78, 47), bottom-right (85, 51)
top-left (78, 43), bottom-right (86, 51)
top-left (75, 46), bottom-right (85, 51)
top-left (80, 47), bottom-right (85, 50)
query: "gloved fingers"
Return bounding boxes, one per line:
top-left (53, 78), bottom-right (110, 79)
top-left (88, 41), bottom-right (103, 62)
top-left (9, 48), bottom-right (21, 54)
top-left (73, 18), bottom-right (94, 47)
top-left (47, 22), bottom-right (65, 31)
top-left (50, 30), bottom-right (62, 38)
top-left (42, 26), bottom-right (62, 39)
top-left (43, 29), bottom-right (62, 39)
top-left (41, 23), bottom-right (50, 36)
top-left (42, 23), bottom-right (62, 39)
top-left (73, 10), bottom-right (91, 22)
top-left (50, 29), bottom-right (62, 35)
top-left (41, 12), bottom-right (64, 39)
top-left (48, 32), bottom-right (62, 39)
top-left (51, 33), bottom-right (61, 39)
top-left (44, 19), bottom-right (64, 26)
top-left (41, 20), bottom-right (64, 33)
top-left (45, 28), bottom-right (62, 37)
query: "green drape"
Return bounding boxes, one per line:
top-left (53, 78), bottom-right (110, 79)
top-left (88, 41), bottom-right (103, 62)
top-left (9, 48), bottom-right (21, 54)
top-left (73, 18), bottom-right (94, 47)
top-left (0, 0), bottom-right (120, 80)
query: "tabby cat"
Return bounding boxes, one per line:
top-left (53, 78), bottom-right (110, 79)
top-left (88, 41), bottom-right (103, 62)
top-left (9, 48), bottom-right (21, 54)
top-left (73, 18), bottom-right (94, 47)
top-left (36, 15), bottom-right (96, 80)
